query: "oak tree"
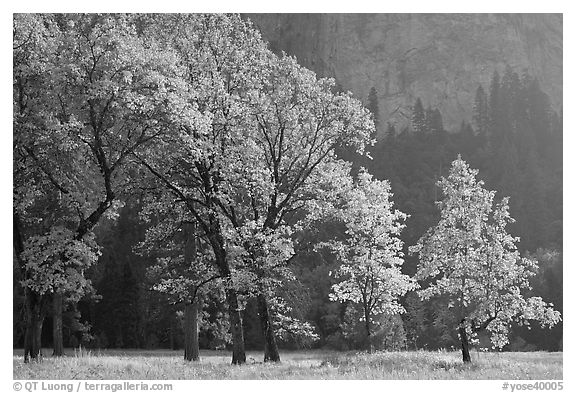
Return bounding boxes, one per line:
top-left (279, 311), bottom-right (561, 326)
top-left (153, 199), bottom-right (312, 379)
top-left (327, 170), bottom-right (416, 352)
top-left (13, 13), bottom-right (180, 361)
top-left (410, 157), bottom-right (561, 362)
top-left (216, 51), bottom-right (375, 361)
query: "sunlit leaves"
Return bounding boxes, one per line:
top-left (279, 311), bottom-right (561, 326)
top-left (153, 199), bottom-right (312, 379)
top-left (14, 14), bottom-right (380, 350)
top-left (411, 156), bottom-right (561, 348)
top-left (13, 13), bottom-right (184, 305)
top-left (271, 296), bottom-right (319, 345)
top-left (137, 15), bottom-right (376, 323)
top-left (20, 227), bottom-right (100, 300)
top-left (327, 170), bottom-right (417, 322)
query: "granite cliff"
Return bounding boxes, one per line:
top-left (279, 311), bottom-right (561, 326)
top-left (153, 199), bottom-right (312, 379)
top-left (244, 14), bottom-right (562, 133)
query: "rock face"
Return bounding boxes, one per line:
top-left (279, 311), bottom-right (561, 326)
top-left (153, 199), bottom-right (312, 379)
top-left (244, 14), bottom-right (562, 133)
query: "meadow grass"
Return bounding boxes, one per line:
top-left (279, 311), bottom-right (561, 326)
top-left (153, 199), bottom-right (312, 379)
top-left (13, 348), bottom-right (562, 380)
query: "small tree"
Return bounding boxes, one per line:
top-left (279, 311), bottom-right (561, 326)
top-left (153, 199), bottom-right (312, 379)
top-left (367, 86), bottom-right (380, 131)
top-left (473, 85), bottom-right (489, 137)
top-left (411, 97), bottom-right (426, 133)
top-left (327, 170), bottom-right (417, 352)
top-left (410, 156), bottom-right (561, 362)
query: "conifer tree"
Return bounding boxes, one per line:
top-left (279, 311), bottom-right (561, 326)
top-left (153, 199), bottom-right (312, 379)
top-left (367, 86), bottom-right (380, 132)
top-left (412, 97), bottom-right (426, 133)
top-left (473, 85), bottom-right (489, 137)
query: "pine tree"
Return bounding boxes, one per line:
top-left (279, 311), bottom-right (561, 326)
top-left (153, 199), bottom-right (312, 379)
top-left (487, 71), bottom-right (502, 150)
top-left (473, 85), bottom-right (489, 136)
top-left (367, 86), bottom-right (380, 132)
top-left (428, 108), bottom-right (445, 136)
top-left (412, 97), bottom-right (426, 133)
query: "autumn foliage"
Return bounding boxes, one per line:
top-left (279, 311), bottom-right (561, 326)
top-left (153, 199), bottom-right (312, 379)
top-left (13, 14), bottom-right (560, 365)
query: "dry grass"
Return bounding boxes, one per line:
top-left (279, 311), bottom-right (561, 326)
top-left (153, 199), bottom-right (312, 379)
top-left (12, 348), bottom-right (562, 380)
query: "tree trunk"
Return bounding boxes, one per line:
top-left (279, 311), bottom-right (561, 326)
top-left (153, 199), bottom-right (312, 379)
top-left (24, 289), bottom-right (45, 363)
top-left (458, 320), bottom-right (472, 363)
top-left (52, 293), bottom-right (64, 357)
top-left (89, 298), bottom-right (97, 332)
top-left (183, 301), bottom-right (200, 361)
top-left (257, 293), bottom-right (280, 362)
top-left (14, 213), bottom-right (45, 363)
top-left (364, 307), bottom-right (373, 353)
top-left (169, 313), bottom-right (175, 350)
top-left (16, 215), bottom-right (45, 363)
top-left (226, 287), bottom-right (246, 365)
top-left (209, 229), bottom-right (246, 365)
top-left (183, 221), bottom-right (201, 361)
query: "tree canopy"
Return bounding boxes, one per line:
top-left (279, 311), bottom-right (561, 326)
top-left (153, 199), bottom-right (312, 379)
top-left (411, 157), bottom-right (560, 350)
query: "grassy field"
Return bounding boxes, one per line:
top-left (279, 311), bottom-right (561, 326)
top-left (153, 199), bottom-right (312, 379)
top-left (13, 348), bottom-right (562, 380)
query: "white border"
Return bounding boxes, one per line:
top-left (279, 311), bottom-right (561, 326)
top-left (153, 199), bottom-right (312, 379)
top-left (3, 3), bottom-right (571, 392)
